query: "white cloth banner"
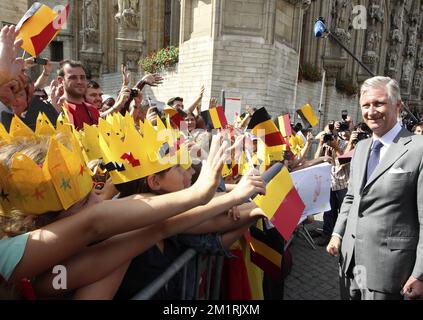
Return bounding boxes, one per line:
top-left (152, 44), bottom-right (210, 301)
top-left (290, 163), bottom-right (332, 217)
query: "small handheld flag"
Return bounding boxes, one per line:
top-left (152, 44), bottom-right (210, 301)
top-left (296, 103), bottom-right (319, 128)
top-left (201, 106), bottom-right (228, 130)
top-left (253, 163), bottom-right (305, 241)
top-left (17, 2), bottom-right (70, 57)
top-left (278, 114), bottom-right (293, 137)
top-left (247, 107), bottom-right (284, 147)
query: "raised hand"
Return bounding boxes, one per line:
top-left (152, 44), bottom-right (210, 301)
top-left (0, 25), bottom-right (24, 85)
top-left (121, 64), bottom-right (130, 86)
top-left (198, 85), bottom-right (205, 97)
top-left (24, 57), bottom-right (37, 70)
top-left (209, 97), bottom-right (218, 109)
top-left (145, 106), bottom-right (158, 125)
top-left (49, 79), bottom-right (65, 112)
top-left (116, 85), bottom-right (131, 107)
top-left (192, 133), bottom-right (229, 204)
top-left (142, 73), bottom-right (163, 87)
top-left (230, 173), bottom-right (266, 204)
top-left (42, 58), bottom-right (52, 75)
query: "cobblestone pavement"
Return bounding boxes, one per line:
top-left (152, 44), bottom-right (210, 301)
top-left (284, 214), bottom-right (341, 300)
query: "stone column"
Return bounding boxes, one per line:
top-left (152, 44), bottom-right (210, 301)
top-left (79, 0), bottom-right (103, 79)
top-left (321, 0), bottom-right (353, 85)
top-left (384, 0), bottom-right (405, 80)
top-left (361, 0), bottom-right (385, 76)
top-left (170, 0), bottom-right (181, 46)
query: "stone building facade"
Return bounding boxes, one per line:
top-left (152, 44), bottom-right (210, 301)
top-left (1, 0), bottom-right (422, 130)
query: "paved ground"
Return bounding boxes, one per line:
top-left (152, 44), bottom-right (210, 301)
top-left (284, 214), bottom-right (341, 300)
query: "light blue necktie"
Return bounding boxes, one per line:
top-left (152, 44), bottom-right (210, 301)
top-left (366, 140), bottom-right (383, 182)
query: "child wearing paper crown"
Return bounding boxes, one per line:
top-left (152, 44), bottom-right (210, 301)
top-left (0, 126), bottom-right (236, 298)
top-left (101, 127), bottom-right (267, 300)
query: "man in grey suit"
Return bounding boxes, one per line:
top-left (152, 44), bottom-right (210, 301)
top-left (326, 76), bottom-right (423, 300)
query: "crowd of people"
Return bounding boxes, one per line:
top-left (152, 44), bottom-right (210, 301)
top-left (0, 24), bottom-right (423, 300)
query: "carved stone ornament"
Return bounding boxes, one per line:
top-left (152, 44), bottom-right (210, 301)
top-left (124, 50), bottom-right (142, 71)
top-left (84, 0), bottom-right (99, 29)
top-left (401, 58), bottom-right (414, 88)
top-left (83, 28), bottom-right (99, 43)
top-left (389, 28), bottom-right (403, 43)
top-left (405, 25), bottom-right (418, 57)
top-left (412, 70), bottom-right (423, 97)
top-left (322, 56), bottom-right (347, 84)
top-left (364, 28), bottom-right (381, 52)
top-left (368, 1), bottom-right (384, 24)
top-left (115, 0), bottom-right (140, 29)
top-left (83, 0), bottom-right (99, 43)
top-left (331, 0), bottom-right (346, 28)
top-left (363, 51), bottom-right (379, 65)
top-left (385, 47), bottom-right (400, 77)
top-left (80, 51), bottom-right (102, 79)
top-left (417, 46), bottom-right (423, 69)
top-left (333, 28), bottom-right (351, 45)
top-left (286, 0), bottom-right (312, 9)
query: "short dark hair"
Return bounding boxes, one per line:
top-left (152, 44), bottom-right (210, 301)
top-left (412, 122), bottom-right (423, 132)
top-left (57, 60), bottom-right (87, 77)
top-left (87, 80), bottom-right (100, 89)
top-left (167, 97), bottom-right (183, 106)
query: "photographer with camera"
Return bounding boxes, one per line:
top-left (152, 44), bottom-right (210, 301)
top-left (343, 122), bottom-right (372, 154)
top-left (313, 120), bottom-right (350, 246)
top-left (116, 64), bottom-right (164, 124)
top-left (145, 97), bottom-right (164, 126)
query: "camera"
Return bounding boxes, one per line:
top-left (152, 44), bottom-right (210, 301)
top-left (176, 108), bottom-right (187, 118)
top-left (147, 97), bottom-right (163, 118)
top-left (341, 110), bottom-right (348, 121)
top-left (130, 89), bottom-right (139, 98)
top-left (33, 57), bottom-right (47, 65)
top-left (328, 120), bottom-right (335, 132)
top-left (323, 133), bottom-right (334, 143)
top-left (339, 121), bottom-right (349, 132)
top-left (356, 132), bottom-right (369, 142)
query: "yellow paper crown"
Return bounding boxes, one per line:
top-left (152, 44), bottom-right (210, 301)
top-left (0, 116), bottom-right (93, 216)
top-left (92, 113), bottom-right (191, 184)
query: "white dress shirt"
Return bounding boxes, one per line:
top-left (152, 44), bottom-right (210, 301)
top-left (375, 121), bottom-right (403, 161)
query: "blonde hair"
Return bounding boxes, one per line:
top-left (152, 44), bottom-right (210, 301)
top-left (0, 135), bottom-right (69, 237)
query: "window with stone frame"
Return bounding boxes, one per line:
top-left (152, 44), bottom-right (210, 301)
top-left (50, 41), bottom-right (64, 62)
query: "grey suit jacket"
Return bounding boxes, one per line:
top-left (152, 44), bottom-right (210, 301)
top-left (333, 128), bottom-right (423, 293)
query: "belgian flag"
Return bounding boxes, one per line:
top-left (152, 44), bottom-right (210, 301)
top-left (163, 106), bottom-right (185, 129)
top-left (247, 107), bottom-right (284, 147)
top-left (201, 106), bottom-right (228, 130)
top-left (253, 163), bottom-right (305, 241)
top-left (278, 114), bottom-right (293, 137)
top-left (248, 219), bottom-right (285, 281)
top-left (296, 103), bottom-right (319, 128)
top-left (16, 2), bottom-right (70, 57)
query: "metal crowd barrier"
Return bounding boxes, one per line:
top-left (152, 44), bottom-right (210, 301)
top-left (131, 249), bottom-right (224, 300)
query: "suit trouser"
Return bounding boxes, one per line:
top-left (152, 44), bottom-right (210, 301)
top-left (323, 188), bottom-right (347, 236)
top-left (339, 255), bottom-right (403, 300)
